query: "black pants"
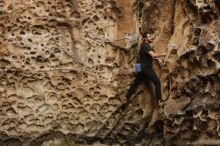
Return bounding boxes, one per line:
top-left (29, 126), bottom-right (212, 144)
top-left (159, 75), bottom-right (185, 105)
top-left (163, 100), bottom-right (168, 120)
top-left (126, 67), bottom-right (161, 100)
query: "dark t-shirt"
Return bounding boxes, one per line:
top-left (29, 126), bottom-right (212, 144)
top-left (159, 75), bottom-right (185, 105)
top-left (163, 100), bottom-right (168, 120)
top-left (139, 41), bottom-right (153, 68)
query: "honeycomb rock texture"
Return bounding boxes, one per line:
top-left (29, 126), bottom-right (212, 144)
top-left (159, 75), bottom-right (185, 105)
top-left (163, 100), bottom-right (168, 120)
top-left (0, 0), bottom-right (220, 146)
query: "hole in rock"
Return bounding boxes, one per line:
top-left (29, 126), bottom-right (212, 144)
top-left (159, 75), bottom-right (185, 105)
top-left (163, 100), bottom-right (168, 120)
top-left (4, 138), bottom-right (22, 146)
top-left (96, 5), bottom-right (104, 9)
top-left (27, 47), bottom-right (31, 50)
top-left (12, 56), bottom-right (17, 59)
top-left (93, 15), bottom-right (99, 21)
top-left (20, 31), bottom-right (25, 35)
top-left (45, 50), bottom-right (50, 55)
top-left (93, 91), bottom-right (100, 96)
top-left (53, 48), bottom-right (61, 53)
top-left (71, 11), bottom-right (81, 19)
top-left (207, 59), bottom-right (215, 66)
top-left (213, 52), bottom-right (220, 62)
top-left (36, 55), bottom-right (48, 62)
top-left (6, 108), bottom-right (17, 115)
top-left (25, 61), bottom-right (30, 65)
top-left (57, 22), bottom-right (72, 28)
top-left (30, 51), bottom-right (36, 54)
top-left (96, 86), bottom-right (101, 90)
top-left (206, 42), bottom-right (215, 52)
top-left (33, 31), bottom-right (42, 35)
top-left (82, 18), bottom-right (90, 26)
top-left (88, 58), bottom-right (94, 65)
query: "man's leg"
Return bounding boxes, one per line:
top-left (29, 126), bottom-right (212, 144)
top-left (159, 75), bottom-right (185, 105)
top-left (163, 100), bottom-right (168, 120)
top-left (143, 68), bottom-right (161, 100)
top-left (126, 72), bottom-right (143, 101)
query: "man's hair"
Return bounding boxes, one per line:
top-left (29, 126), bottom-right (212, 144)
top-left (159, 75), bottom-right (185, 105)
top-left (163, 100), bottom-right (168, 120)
top-left (142, 29), bottom-right (154, 38)
top-left (142, 32), bottom-right (148, 38)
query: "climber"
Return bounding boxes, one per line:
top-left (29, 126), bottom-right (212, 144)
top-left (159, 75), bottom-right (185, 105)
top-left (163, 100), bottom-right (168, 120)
top-left (126, 31), bottom-right (166, 103)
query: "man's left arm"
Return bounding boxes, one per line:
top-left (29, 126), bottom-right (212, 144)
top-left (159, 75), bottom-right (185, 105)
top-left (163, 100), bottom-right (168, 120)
top-left (148, 51), bottom-right (166, 59)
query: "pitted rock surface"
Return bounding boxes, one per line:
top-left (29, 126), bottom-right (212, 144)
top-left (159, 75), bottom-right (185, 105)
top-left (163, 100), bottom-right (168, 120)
top-left (0, 0), bottom-right (220, 146)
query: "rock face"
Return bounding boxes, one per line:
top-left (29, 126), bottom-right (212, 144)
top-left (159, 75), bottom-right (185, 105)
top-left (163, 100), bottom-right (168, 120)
top-left (0, 0), bottom-right (219, 145)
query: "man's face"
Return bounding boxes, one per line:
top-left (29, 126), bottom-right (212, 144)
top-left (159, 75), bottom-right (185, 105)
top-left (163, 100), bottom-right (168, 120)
top-left (145, 34), bottom-right (154, 43)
